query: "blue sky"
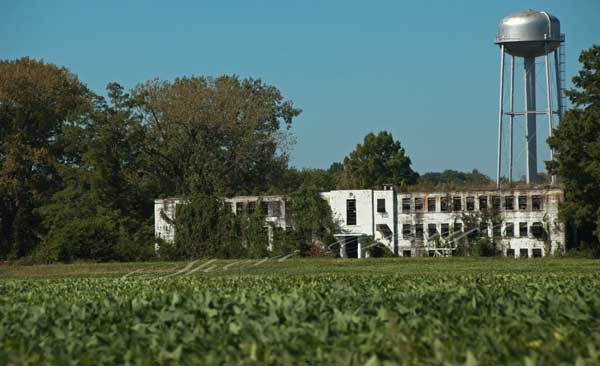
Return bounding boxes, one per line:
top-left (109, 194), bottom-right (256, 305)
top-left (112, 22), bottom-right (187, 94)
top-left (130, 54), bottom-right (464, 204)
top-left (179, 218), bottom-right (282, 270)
top-left (2, 0), bottom-right (599, 178)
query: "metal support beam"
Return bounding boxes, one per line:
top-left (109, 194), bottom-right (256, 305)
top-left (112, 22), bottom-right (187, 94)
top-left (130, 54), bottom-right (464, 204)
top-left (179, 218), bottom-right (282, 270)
top-left (524, 56), bottom-right (537, 185)
top-left (545, 47), bottom-right (556, 185)
top-left (496, 45), bottom-right (505, 188)
top-left (509, 55), bottom-right (515, 184)
top-left (554, 49), bottom-right (563, 120)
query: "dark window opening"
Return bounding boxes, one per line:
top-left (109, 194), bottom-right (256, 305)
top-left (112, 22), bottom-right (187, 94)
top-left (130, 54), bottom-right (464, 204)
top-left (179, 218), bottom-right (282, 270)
top-left (415, 198), bottom-right (423, 211)
top-left (440, 197), bottom-right (449, 212)
top-left (427, 198), bottom-right (436, 212)
top-left (402, 198), bottom-right (411, 212)
top-left (505, 222), bottom-right (514, 238)
top-left (345, 236), bottom-right (359, 258)
top-left (492, 222), bottom-right (501, 238)
top-left (466, 224), bottom-right (479, 239)
top-left (346, 199), bottom-right (357, 225)
top-left (505, 196), bottom-right (514, 210)
top-left (531, 222), bottom-right (544, 239)
top-left (402, 250), bottom-right (412, 257)
top-left (466, 196), bottom-right (475, 211)
top-left (377, 198), bottom-right (386, 213)
top-left (480, 222), bottom-right (489, 237)
top-left (506, 249), bottom-right (515, 257)
top-left (271, 202), bottom-right (281, 217)
top-left (479, 196), bottom-right (488, 210)
top-left (415, 224), bottom-right (424, 239)
top-left (520, 248), bottom-right (529, 258)
top-left (236, 202), bottom-right (244, 215)
top-left (428, 250), bottom-right (435, 257)
top-left (453, 196), bottom-right (462, 211)
top-left (260, 202), bottom-right (269, 216)
top-left (532, 248), bottom-right (542, 257)
top-left (402, 224), bottom-right (412, 239)
top-left (428, 224), bottom-right (438, 239)
top-left (248, 201), bottom-right (256, 214)
top-left (519, 222), bottom-right (528, 237)
top-left (532, 195), bottom-right (543, 211)
top-left (492, 196), bottom-right (501, 210)
top-left (518, 195), bottom-right (527, 210)
top-left (441, 223), bottom-right (449, 238)
top-left (454, 223), bottom-right (463, 233)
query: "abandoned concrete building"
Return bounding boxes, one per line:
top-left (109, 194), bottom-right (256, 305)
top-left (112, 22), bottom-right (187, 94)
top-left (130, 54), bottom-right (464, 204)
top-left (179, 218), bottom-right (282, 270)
top-left (154, 195), bottom-right (289, 248)
top-left (320, 186), bottom-right (565, 258)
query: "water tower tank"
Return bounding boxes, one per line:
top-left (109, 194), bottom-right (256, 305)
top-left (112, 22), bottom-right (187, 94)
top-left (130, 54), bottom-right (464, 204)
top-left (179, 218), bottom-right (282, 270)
top-left (495, 10), bottom-right (562, 57)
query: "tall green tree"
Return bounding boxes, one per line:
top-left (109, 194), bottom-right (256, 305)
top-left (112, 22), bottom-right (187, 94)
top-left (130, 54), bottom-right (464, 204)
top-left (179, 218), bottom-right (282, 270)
top-left (547, 45), bottom-right (600, 253)
top-left (134, 76), bottom-right (301, 197)
top-left (337, 131), bottom-right (418, 189)
top-left (0, 58), bottom-right (88, 258)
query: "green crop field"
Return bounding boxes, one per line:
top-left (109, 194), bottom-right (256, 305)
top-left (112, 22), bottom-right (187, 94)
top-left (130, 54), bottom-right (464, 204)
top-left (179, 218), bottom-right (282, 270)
top-left (1, 258), bottom-right (599, 365)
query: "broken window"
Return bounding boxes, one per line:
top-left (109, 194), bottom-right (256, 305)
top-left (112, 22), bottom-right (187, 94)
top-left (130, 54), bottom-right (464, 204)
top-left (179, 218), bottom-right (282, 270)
top-left (506, 249), bottom-right (515, 257)
top-left (453, 196), bottom-right (462, 211)
top-left (519, 222), bottom-right (528, 237)
top-left (402, 198), bottom-right (411, 212)
top-left (415, 224), bottom-right (424, 239)
top-left (454, 222), bottom-right (462, 233)
top-left (260, 202), bottom-right (269, 216)
top-left (532, 248), bottom-right (542, 257)
top-left (427, 197), bottom-right (436, 212)
top-left (402, 224), bottom-right (412, 239)
top-left (403, 250), bottom-right (412, 257)
top-left (479, 196), bottom-right (488, 210)
top-left (520, 248), bottom-right (529, 258)
top-left (440, 197), bottom-right (449, 212)
top-left (271, 202), bottom-right (281, 217)
top-left (531, 222), bottom-right (544, 239)
top-left (532, 195), bottom-right (543, 211)
top-left (415, 198), bottom-right (423, 211)
top-left (518, 195), bottom-right (528, 210)
top-left (492, 222), bottom-right (501, 238)
top-left (346, 199), bottom-right (357, 225)
top-left (505, 222), bottom-right (514, 237)
top-left (427, 224), bottom-right (438, 239)
top-left (480, 222), bottom-right (489, 237)
top-left (236, 202), bottom-right (244, 215)
top-left (492, 196), bottom-right (501, 210)
top-left (505, 196), bottom-right (514, 210)
top-left (441, 223), bottom-right (450, 238)
top-left (466, 196), bottom-right (475, 211)
top-left (248, 201), bottom-right (256, 214)
top-left (377, 198), bottom-right (386, 213)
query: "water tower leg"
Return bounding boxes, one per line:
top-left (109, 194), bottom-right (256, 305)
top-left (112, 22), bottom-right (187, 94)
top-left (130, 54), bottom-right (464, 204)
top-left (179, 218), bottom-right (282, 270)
top-left (509, 55), bottom-right (515, 184)
top-left (496, 45), bottom-right (505, 188)
top-left (524, 56), bottom-right (537, 185)
top-left (554, 50), bottom-right (563, 121)
top-left (545, 50), bottom-right (556, 186)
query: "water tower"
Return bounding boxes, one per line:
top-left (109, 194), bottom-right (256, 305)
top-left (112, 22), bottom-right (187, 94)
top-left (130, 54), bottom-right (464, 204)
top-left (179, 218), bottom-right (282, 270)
top-left (494, 10), bottom-right (565, 187)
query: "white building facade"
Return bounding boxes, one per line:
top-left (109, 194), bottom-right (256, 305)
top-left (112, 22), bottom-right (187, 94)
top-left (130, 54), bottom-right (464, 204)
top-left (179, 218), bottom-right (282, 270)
top-left (320, 187), bottom-right (565, 258)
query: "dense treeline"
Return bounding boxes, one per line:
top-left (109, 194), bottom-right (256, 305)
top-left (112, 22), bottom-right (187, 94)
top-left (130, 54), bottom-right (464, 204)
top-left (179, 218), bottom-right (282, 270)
top-left (1, 45), bottom-right (599, 262)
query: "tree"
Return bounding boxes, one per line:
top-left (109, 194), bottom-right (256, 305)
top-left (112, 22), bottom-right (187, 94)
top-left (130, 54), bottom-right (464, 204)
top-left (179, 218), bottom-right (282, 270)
top-left (417, 169), bottom-right (493, 190)
top-left (337, 131), bottom-right (418, 189)
top-left (547, 45), bottom-right (600, 254)
top-left (0, 58), bottom-right (88, 258)
top-left (133, 76), bottom-right (301, 197)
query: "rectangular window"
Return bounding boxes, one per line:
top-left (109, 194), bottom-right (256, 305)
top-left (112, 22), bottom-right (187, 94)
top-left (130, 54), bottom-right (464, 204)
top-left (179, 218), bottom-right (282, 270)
top-left (466, 196), bottom-right (475, 211)
top-left (402, 198), bottom-right (411, 212)
top-left (346, 199), bottom-right (357, 225)
top-left (441, 223), bottom-right (449, 238)
top-left (492, 196), bottom-right (501, 210)
top-left (402, 224), bottom-right (412, 239)
top-left (493, 222), bottom-right (501, 238)
top-left (506, 249), bottom-right (515, 257)
top-left (453, 196), bottom-right (462, 211)
top-left (519, 222), bottom-right (528, 237)
top-left (415, 224), bottom-right (424, 239)
top-left (377, 198), bottom-right (386, 213)
top-left (236, 202), bottom-right (244, 215)
top-left (428, 250), bottom-right (435, 257)
top-left (428, 224), bottom-right (437, 239)
top-left (480, 221), bottom-right (489, 237)
top-left (532, 248), bottom-right (542, 257)
top-left (248, 201), bottom-right (256, 214)
top-left (505, 196), bottom-right (514, 210)
top-left (260, 202), bottom-right (269, 216)
top-left (531, 222), bottom-right (544, 238)
top-left (532, 195), bottom-right (543, 211)
top-left (518, 195), bottom-right (528, 210)
top-left (414, 198), bottom-right (423, 211)
top-left (427, 197), bottom-right (436, 212)
top-left (479, 196), bottom-right (488, 210)
top-left (520, 248), bottom-right (529, 258)
top-left (454, 222), bottom-right (462, 233)
top-left (440, 197), bottom-right (449, 212)
top-left (402, 250), bottom-right (412, 257)
top-left (272, 202), bottom-right (281, 217)
top-left (505, 222), bottom-right (514, 237)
